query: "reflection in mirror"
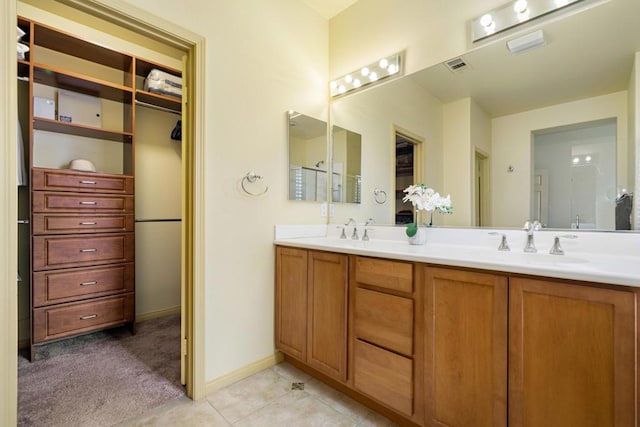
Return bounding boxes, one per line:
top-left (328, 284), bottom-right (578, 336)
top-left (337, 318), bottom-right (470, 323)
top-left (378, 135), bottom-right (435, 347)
top-left (329, 0), bottom-right (640, 231)
top-left (288, 111), bottom-right (328, 202)
top-left (331, 126), bottom-right (362, 204)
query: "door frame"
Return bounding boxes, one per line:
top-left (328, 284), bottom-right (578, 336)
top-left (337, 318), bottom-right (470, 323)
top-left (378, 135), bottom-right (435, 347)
top-left (1, 1), bottom-right (207, 422)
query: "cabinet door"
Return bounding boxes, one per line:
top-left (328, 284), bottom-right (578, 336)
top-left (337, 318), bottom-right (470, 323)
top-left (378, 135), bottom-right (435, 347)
top-left (424, 266), bottom-right (508, 427)
top-left (275, 247), bottom-right (308, 360)
top-left (509, 277), bottom-right (636, 427)
top-left (307, 251), bottom-right (348, 381)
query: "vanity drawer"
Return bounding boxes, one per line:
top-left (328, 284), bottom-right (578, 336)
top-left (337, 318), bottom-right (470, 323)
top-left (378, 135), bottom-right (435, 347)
top-left (355, 287), bottom-right (414, 356)
top-left (32, 168), bottom-right (134, 194)
top-left (32, 213), bottom-right (134, 235)
top-left (32, 293), bottom-right (134, 343)
top-left (33, 233), bottom-right (134, 270)
top-left (32, 192), bottom-right (134, 214)
top-left (353, 339), bottom-right (413, 417)
top-left (33, 263), bottom-right (134, 307)
top-left (354, 256), bottom-right (413, 293)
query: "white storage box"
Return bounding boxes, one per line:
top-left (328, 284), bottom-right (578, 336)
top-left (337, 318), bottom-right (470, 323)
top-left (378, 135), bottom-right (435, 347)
top-left (58, 89), bottom-right (102, 127)
top-left (34, 97), bottom-right (55, 119)
top-left (144, 69), bottom-right (182, 99)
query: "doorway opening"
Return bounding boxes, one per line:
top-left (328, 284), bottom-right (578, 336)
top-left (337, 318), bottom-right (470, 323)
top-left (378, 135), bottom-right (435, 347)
top-left (394, 130), bottom-right (423, 225)
top-left (474, 150), bottom-right (490, 227)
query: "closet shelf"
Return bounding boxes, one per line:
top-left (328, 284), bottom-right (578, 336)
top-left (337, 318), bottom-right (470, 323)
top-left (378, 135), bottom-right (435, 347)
top-left (34, 118), bottom-right (133, 143)
top-left (135, 89), bottom-right (181, 112)
top-left (34, 64), bottom-right (133, 103)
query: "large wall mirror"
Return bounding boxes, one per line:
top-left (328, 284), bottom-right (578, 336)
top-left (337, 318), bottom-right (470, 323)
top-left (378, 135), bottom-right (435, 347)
top-left (330, 0), bottom-right (640, 231)
top-left (288, 111), bottom-right (328, 202)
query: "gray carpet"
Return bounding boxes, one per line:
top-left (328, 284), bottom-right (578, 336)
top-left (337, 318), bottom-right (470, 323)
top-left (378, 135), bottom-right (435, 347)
top-left (18, 314), bottom-right (185, 426)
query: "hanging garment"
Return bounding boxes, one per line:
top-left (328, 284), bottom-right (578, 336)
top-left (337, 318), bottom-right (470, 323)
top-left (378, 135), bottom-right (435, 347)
top-left (615, 193), bottom-right (632, 230)
top-left (171, 120), bottom-right (181, 141)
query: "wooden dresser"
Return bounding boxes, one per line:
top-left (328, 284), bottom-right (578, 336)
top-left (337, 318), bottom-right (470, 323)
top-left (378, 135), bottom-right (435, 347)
top-left (30, 168), bottom-right (135, 359)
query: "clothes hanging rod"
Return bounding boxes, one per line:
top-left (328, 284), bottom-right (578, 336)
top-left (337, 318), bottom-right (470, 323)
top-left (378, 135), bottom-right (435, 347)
top-left (135, 100), bottom-right (181, 115)
top-left (135, 218), bottom-right (182, 222)
top-left (17, 76), bottom-right (29, 81)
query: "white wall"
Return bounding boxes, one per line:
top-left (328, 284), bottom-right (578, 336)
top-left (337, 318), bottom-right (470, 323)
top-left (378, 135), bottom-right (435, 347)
top-left (116, 0), bottom-right (329, 382)
top-left (491, 91), bottom-right (628, 227)
top-left (631, 53), bottom-right (640, 229)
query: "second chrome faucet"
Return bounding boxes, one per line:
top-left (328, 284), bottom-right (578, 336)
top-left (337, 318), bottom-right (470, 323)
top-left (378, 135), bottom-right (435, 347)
top-left (523, 220), bottom-right (541, 253)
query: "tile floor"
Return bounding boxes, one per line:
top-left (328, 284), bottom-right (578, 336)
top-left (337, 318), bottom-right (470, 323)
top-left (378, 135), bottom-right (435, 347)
top-left (116, 362), bottom-right (398, 426)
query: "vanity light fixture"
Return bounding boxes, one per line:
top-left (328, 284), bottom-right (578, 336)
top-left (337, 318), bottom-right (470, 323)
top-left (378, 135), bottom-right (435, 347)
top-left (471, 0), bottom-right (583, 42)
top-left (330, 52), bottom-right (403, 97)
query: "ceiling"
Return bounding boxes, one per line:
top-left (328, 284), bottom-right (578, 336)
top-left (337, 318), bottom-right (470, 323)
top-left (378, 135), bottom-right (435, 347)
top-left (300, 0), bottom-right (359, 19)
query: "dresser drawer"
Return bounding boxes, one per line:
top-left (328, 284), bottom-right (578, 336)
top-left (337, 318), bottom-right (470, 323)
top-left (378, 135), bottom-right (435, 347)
top-left (32, 293), bottom-right (134, 343)
top-left (354, 256), bottom-right (413, 293)
top-left (355, 287), bottom-right (414, 356)
top-left (33, 263), bottom-right (134, 307)
top-left (32, 168), bottom-right (134, 194)
top-left (33, 233), bottom-right (134, 270)
top-left (354, 339), bottom-right (413, 417)
top-left (32, 213), bottom-right (134, 235)
top-left (32, 192), bottom-right (134, 214)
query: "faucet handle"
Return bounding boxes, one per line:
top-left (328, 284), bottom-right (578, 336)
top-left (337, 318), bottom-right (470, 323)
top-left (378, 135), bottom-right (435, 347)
top-left (488, 232), bottom-right (510, 251)
top-left (337, 225), bottom-right (347, 239)
top-left (549, 234), bottom-right (578, 255)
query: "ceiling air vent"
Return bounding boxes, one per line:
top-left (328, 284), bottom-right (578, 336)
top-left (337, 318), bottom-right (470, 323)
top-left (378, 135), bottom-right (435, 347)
top-left (444, 57), bottom-right (470, 73)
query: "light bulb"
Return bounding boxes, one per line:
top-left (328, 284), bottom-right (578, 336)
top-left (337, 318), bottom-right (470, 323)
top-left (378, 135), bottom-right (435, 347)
top-left (480, 14), bottom-right (493, 27)
top-left (344, 74), bottom-right (353, 83)
top-left (330, 81), bottom-right (337, 90)
top-left (353, 79), bottom-right (361, 88)
top-left (361, 67), bottom-right (370, 76)
top-left (585, 155), bottom-right (592, 162)
top-left (514, 0), bottom-right (528, 14)
top-left (379, 58), bottom-right (389, 69)
top-left (369, 72), bottom-right (378, 81)
top-left (572, 157), bottom-right (580, 164)
top-left (338, 85), bottom-right (346, 94)
top-left (388, 64), bottom-right (398, 74)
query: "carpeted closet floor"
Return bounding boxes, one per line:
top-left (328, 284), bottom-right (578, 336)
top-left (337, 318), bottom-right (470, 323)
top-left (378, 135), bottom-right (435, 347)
top-left (18, 314), bottom-right (184, 427)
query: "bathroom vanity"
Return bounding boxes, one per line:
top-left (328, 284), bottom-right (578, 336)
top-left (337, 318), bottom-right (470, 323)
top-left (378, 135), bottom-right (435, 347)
top-left (274, 226), bottom-right (639, 426)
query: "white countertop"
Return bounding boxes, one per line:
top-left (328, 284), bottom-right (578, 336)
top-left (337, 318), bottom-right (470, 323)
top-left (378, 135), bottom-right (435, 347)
top-left (274, 225), bottom-right (640, 288)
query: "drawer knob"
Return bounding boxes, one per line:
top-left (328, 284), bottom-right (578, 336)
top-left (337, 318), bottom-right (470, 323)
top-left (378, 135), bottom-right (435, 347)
top-left (79, 180), bottom-right (97, 184)
top-left (80, 248), bottom-right (97, 253)
top-left (80, 222), bottom-right (97, 225)
top-left (80, 281), bottom-right (98, 286)
top-left (80, 314), bottom-right (98, 320)
top-left (80, 201), bottom-right (97, 205)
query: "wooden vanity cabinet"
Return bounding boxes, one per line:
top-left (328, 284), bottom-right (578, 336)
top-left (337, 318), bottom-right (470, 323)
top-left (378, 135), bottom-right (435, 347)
top-left (422, 266), bottom-right (508, 427)
top-left (275, 247), bottom-right (348, 382)
top-left (351, 256), bottom-right (422, 423)
top-left (509, 277), bottom-right (637, 427)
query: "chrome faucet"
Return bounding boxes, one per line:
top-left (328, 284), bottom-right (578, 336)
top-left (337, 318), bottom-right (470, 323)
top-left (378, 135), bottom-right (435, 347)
top-left (523, 220), bottom-right (541, 253)
top-left (362, 218), bottom-right (375, 241)
top-left (488, 232), bottom-right (510, 251)
top-left (345, 218), bottom-right (358, 240)
top-left (549, 234), bottom-right (578, 255)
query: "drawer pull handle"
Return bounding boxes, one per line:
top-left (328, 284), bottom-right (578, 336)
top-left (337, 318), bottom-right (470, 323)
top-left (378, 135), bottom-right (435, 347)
top-left (80, 248), bottom-right (97, 253)
top-left (80, 222), bottom-right (97, 225)
top-left (79, 180), bottom-right (97, 184)
top-left (80, 314), bottom-right (98, 320)
top-left (80, 281), bottom-right (97, 286)
top-left (80, 201), bottom-right (97, 205)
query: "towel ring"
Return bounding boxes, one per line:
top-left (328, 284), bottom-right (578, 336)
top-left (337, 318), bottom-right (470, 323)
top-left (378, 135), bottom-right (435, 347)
top-left (373, 188), bottom-right (387, 204)
top-left (242, 172), bottom-right (269, 196)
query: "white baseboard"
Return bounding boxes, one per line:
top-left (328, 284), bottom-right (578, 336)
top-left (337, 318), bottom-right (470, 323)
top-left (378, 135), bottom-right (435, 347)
top-left (204, 352), bottom-right (285, 396)
top-left (136, 306), bottom-right (181, 323)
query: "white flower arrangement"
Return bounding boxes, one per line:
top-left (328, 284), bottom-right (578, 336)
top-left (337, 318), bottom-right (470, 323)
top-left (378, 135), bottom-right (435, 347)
top-left (402, 184), bottom-right (452, 237)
